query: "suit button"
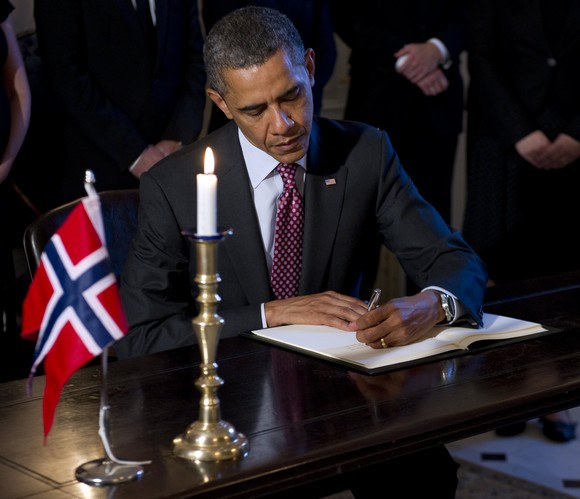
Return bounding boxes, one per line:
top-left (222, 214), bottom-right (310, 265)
top-left (547, 57), bottom-right (557, 67)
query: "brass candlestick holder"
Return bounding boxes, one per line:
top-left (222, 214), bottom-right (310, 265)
top-left (172, 229), bottom-right (249, 461)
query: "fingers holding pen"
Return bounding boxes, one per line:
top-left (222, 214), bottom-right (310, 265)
top-left (349, 303), bottom-right (399, 347)
top-left (352, 307), bottom-right (421, 349)
top-left (349, 292), bottom-right (443, 349)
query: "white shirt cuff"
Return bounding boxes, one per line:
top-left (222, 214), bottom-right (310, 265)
top-left (427, 38), bottom-right (452, 69)
top-left (422, 285), bottom-right (465, 324)
top-left (129, 153), bottom-right (142, 172)
top-left (260, 303), bottom-right (268, 328)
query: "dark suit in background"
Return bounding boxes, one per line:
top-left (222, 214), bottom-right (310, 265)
top-left (332, 0), bottom-right (466, 225)
top-left (463, 0), bottom-right (580, 443)
top-left (34, 0), bottom-right (206, 202)
top-left (463, 0), bottom-right (580, 284)
top-left (116, 117), bottom-right (486, 359)
top-left (201, 0), bottom-right (336, 132)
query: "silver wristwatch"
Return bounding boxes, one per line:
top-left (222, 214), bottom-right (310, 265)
top-left (437, 292), bottom-right (455, 324)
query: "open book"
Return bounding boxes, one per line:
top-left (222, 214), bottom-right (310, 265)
top-left (246, 313), bottom-right (549, 374)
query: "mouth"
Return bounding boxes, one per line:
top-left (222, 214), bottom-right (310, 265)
top-left (273, 134), bottom-right (304, 153)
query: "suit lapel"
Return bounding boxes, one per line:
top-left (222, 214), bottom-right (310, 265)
top-left (300, 121), bottom-right (347, 293)
top-left (217, 128), bottom-right (273, 303)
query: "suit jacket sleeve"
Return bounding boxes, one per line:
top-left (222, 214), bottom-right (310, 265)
top-left (301, 118), bottom-right (485, 327)
top-left (352, 124), bottom-right (485, 325)
top-left (116, 148), bottom-right (264, 360)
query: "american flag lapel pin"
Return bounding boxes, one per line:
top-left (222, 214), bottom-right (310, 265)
top-left (324, 178), bottom-right (336, 186)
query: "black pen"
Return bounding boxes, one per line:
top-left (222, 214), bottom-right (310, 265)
top-left (367, 288), bottom-right (382, 311)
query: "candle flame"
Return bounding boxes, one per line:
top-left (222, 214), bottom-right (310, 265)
top-left (204, 147), bottom-right (215, 175)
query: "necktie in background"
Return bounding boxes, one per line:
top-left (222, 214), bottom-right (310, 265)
top-left (271, 163), bottom-right (304, 299)
top-left (135, 0), bottom-right (156, 60)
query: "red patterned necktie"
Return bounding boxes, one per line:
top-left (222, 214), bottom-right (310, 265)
top-left (271, 163), bottom-right (304, 299)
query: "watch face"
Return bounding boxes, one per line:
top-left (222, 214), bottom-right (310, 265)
top-left (440, 293), bottom-right (454, 322)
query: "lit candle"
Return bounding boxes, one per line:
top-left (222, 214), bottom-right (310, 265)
top-left (197, 147), bottom-right (217, 235)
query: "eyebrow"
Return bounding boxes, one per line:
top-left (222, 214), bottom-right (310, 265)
top-left (236, 85), bottom-right (300, 113)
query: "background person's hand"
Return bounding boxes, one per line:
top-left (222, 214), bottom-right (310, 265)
top-left (130, 144), bottom-right (165, 178)
top-left (155, 139), bottom-right (183, 158)
top-left (394, 42), bottom-right (441, 85)
top-left (515, 130), bottom-right (551, 168)
top-left (416, 67), bottom-right (449, 97)
top-left (537, 133), bottom-right (580, 170)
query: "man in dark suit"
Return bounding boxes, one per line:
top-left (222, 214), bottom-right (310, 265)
top-left (117, 5), bottom-right (485, 360)
top-left (117, 8), bottom-right (485, 495)
top-left (34, 0), bottom-right (206, 202)
top-left (332, 0), bottom-right (466, 225)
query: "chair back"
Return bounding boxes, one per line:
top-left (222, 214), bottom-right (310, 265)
top-left (23, 189), bottom-right (140, 280)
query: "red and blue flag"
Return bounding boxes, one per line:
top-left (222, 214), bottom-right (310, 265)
top-left (21, 195), bottom-right (128, 441)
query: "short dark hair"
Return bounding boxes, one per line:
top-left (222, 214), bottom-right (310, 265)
top-left (204, 6), bottom-right (306, 96)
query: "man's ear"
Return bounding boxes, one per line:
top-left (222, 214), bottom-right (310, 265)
top-left (305, 48), bottom-right (316, 87)
top-left (206, 89), bottom-right (233, 120)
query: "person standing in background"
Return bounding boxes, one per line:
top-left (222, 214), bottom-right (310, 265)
top-left (0, 0), bottom-right (31, 334)
top-left (464, 0), bottom-right (580, 285)
top-left (201, 0), bottom-right (336, 133)
top-left (34, 0), bottom-right (206, 202)
top-left (331, 0), bottom-right (466, 226)
top-left (463, 0), bottom-right (580, 442)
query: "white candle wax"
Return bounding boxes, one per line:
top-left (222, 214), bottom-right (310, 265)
top-left (197, 147), bottom-right (217, 235)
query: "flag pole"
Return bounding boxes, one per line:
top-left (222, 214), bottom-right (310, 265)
top-left (75, 170), bottom-right (150, 486)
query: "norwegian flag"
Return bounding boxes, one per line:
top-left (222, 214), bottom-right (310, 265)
top-left (21, 195), bottom-right (128, 441)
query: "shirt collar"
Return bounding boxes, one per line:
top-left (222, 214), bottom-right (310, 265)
top-left (238, 129), bottom-right (306, 189)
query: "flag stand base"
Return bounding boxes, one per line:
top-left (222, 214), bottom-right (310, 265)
top-left (75, 458), bottom-right (144, 486)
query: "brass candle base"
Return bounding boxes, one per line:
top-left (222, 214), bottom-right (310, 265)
top-left (172, 229), bottom-right (249, 461)
top-left (172, 364), bottom-right (249, 461)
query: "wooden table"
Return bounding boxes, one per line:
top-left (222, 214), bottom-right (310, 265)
top-left (2, 272), bottom-right (580, 498)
